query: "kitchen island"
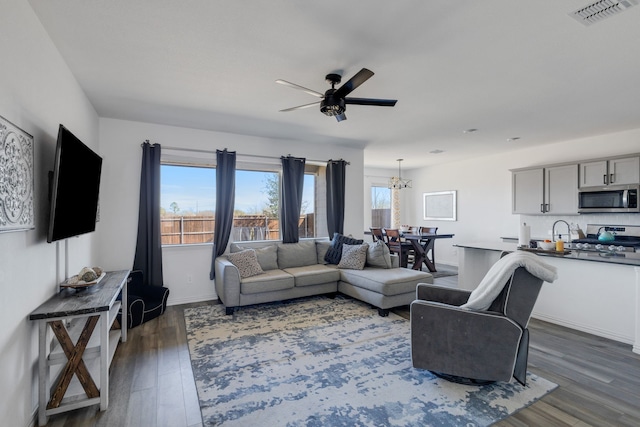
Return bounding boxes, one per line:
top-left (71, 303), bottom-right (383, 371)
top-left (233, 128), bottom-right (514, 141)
top-left (455, 241), bottom-right (640, 354)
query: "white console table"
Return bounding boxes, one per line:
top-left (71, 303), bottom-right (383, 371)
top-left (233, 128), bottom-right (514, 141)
top-left (29, 270), bottom-right (129, 426)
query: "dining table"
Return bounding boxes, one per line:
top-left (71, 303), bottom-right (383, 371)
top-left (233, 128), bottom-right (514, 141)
top-left (401, 232), bottom-right (455, 272)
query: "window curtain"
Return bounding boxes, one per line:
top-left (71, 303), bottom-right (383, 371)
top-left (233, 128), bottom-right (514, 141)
top-left (133, 141), bottom-right (164, 286)
top-left (326, 159), bottom-right (347, 237)
top-left (280, 156), bottom-right (306, 243)
top-left (209, 149), bottom-right (236, 279)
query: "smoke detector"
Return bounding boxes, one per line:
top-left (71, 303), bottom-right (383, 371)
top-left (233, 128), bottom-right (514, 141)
top-left (570, 0), bottom-right (638, 26)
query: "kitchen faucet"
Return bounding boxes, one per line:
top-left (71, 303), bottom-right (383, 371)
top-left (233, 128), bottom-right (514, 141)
top-left (552, 220), bottom-right (570, 242)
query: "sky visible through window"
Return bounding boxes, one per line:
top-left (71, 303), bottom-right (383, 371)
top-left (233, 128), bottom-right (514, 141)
top-left (161, 165), bottom-right (315, 215)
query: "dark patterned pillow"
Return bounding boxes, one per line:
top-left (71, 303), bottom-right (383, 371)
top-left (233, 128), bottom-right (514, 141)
top-left (337, 243), bottom-right (368, 270)
top-left (226, 249), bottom-right (264, 278)
top-left (324, 233), bottom-right (365, 265)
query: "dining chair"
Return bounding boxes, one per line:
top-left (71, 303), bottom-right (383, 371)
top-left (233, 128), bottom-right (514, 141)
top-left (419, 226), bottom-right (438, 234)
top-left (384, 228), bottom-right (411, 268)
top-left (370, 227), bottom-right (385, 243)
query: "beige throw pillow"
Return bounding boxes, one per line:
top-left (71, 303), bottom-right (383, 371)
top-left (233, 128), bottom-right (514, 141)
top-left (232, 244), bottom-right (278, 271)
top-left (337, 243), bottom-right (368, 270)
top-left (226, 249), bottom-right (264, 278)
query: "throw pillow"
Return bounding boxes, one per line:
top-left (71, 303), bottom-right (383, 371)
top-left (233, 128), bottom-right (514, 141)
top-left (366, 240), bottom-right (392, 269)
top-left (324, 233), bottom-right (365, 265)
top-left (226, 249), bottom-right (264, 279)
top-left (337, 243), bottom-right (369, 270)
top-left (232, 244), bottom-right (278, 271)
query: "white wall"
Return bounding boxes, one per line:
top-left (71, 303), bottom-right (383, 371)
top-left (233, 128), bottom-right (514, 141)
top-left (380, 128), bottom-right (640, 267)
top-left (0, 1), bottom-right (100, 425)
top-left (97, 118), bottom-right (365, 305)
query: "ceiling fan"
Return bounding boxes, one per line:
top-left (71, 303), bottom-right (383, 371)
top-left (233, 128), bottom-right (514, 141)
top-left (276, 68), bottom-right (397, 122)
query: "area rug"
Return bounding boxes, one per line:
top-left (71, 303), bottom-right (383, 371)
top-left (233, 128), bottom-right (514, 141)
top-left (184, 296), bottom-right (556, 426)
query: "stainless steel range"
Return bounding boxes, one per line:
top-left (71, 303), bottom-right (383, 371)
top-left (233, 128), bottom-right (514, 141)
top-left (571, 224), bottom-right (640, 253)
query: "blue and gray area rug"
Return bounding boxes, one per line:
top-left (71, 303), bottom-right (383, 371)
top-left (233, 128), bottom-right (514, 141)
top-left (184, 296), bottom-right (556, 426)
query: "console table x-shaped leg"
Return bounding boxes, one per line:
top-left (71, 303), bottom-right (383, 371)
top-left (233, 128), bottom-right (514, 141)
top-left (37, 310), bottom-right (111, 425)
top-left (47, 317), bottom-right (100, 409)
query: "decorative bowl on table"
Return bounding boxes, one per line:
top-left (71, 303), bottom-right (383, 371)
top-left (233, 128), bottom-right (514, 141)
top-left (538, 241), bottom-right (556, 250)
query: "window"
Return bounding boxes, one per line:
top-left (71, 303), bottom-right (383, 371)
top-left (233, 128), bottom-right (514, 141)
top-left (160, 164), bottom-right (215, 245)
top-left (160, 162), bottom-right (322, 245)
top-left (231, 169), bottom-right (280, 242)
top-left (371, 185), bottom-right (391, 228)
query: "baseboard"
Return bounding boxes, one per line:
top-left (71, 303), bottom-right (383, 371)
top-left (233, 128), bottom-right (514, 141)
top-left (532, 312), bottom-right (634, 345)
top-left (167, 293), bottom-right (217, 306)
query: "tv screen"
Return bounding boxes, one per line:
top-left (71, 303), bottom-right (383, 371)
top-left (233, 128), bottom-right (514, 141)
top-left (47, 125), bottom-right (102, 243)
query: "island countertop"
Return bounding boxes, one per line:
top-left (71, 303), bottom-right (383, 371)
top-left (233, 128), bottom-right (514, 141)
top-left (454, 241), bottom-right (640, 267)
top-left (455, 241), bottom-right (640, 353)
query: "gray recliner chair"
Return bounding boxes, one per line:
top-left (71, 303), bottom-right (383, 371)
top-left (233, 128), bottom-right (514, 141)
top-left (410, 266), bottom-right (544, 385)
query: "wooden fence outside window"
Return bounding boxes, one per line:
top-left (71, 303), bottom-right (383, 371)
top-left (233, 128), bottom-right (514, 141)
top-left (161, 214), bottom-right (315, 245)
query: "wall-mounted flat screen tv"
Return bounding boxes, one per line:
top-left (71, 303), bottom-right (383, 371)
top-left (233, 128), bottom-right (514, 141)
top-left (47, 125), bottom-right (102, 243)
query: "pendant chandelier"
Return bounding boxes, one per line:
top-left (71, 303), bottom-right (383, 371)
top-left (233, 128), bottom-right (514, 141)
top-left (388, 158), bottom-right (412, 189)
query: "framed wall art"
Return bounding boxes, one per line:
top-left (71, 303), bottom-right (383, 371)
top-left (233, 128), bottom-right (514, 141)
top-left (423, 190), bottom-right (457, 221)
top-left (0, 115), bottom-right (34, 233)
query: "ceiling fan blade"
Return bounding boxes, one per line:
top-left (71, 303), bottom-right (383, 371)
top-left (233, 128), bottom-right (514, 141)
top-left (344, 97), bottom-right (397, 107)
top-left (336, 113), bottom-right (347, 122)
top-left (275, 80), bottom-right (324, 98)
top-left (279, 101), bottom-right (321, 112)
top-left (333, 68), bottom-right (374, 98)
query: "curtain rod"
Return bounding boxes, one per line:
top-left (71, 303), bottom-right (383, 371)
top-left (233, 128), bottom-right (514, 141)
top-left (159, 145), bottom-right (350, 165)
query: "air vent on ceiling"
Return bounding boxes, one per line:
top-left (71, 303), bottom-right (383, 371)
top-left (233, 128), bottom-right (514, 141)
top-left (570, 0), bottom-right (638, 26)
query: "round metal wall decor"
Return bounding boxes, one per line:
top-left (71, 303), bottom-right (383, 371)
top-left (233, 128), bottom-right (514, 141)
top-left (0, 115), bottom-right (34, 233)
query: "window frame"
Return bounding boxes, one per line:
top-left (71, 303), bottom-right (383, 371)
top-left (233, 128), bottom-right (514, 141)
top-left (159, 154), bottom-right (325, 246)
top-left (370, 184), bottom-right (391, 229)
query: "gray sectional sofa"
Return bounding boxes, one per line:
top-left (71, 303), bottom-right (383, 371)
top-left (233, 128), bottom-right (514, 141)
top-left (214, 239), bottom-right (433, 316)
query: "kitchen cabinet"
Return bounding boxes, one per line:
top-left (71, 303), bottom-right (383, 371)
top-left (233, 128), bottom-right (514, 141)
top-left (512, 164), bottom-right (578, 214)
top-left (580, 156), bottom-right (640, 187)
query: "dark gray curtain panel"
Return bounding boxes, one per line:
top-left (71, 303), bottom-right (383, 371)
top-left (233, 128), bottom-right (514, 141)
top-left (326, 159), bottom-right (347, 237)
top-left (280, 156), bottom-right (306, 243)
top-left (133, 141), bottom-right (164, 286)
top-left (210, 149), bottom-right (236, 279)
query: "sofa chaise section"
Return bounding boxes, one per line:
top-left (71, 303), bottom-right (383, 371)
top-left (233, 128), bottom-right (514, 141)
top-left (339, 267), bottom-right (433, 316)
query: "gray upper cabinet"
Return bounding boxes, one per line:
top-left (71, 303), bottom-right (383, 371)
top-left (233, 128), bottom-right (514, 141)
top-left (580, 156), bottom-right (640, 187)
top-left (512, 168), bottom-right (544, 214)
top-left (512, 164), bottom-right (578, 214)
top-left (545, 164), bottom-right (579, 214)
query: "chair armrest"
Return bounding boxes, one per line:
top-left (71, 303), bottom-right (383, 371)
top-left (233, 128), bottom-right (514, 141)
top-left (214, 257), bottom-right (241, 307)
top-left (416, 283), bottom-right (471, 306)
top-left (124, 298), bottom-right (145, 329)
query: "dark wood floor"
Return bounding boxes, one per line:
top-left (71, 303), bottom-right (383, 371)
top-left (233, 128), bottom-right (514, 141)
top-left (44, 271), bottom-right (640, 426)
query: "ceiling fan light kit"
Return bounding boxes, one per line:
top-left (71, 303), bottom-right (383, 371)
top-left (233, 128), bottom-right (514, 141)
top-left (277, 68), bottom-right (397, 122)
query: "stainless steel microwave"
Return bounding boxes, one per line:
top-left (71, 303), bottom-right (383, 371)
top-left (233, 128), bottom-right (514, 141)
top-left (578, 184), bottom-right (639, 213)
